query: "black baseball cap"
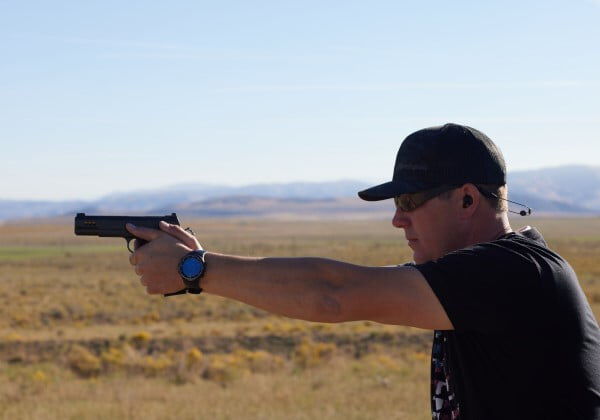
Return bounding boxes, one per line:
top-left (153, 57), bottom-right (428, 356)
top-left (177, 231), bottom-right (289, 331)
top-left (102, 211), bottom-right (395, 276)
top-left (358, 123), bottom-right (506, 201)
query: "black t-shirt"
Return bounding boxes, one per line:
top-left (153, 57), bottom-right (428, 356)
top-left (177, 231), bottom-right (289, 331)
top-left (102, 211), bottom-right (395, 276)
top-left (415, 227), bottom-right (600, 420)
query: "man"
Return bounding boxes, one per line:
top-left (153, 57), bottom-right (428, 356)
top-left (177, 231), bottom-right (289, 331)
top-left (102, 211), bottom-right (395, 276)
top-left (127, 123), bottom-right (600, 419)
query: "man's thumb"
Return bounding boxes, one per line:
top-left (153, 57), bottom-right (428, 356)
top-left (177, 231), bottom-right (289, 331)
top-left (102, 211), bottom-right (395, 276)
top-left (159, 221), bottom-right (199, 249)
top-left (125, 223), bottom-right (161, 241)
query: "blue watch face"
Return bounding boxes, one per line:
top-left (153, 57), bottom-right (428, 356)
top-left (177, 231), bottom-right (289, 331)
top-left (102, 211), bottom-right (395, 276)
top-left (181, 257), bottom-right (203, 278)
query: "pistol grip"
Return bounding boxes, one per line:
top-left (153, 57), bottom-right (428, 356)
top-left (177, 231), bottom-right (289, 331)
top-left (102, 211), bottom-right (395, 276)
top-left (126, 237), bottom-right (186, 297)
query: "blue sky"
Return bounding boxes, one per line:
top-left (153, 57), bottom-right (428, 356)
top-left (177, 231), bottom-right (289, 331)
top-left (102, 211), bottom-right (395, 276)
top-left (1, 1), bottom-right (599, 201)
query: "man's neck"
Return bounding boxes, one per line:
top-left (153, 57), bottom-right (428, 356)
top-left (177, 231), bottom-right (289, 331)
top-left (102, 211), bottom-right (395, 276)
top-left (467, 212), bottom-right (512, 245)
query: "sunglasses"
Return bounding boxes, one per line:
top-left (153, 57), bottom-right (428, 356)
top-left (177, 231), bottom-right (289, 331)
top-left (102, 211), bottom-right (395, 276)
top-left (393, 185), bottom-right (460, 212)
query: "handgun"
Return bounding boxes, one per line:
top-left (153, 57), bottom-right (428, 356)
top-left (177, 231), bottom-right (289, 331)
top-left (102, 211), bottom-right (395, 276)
top-left (74, 212), bottom-right (189, 297)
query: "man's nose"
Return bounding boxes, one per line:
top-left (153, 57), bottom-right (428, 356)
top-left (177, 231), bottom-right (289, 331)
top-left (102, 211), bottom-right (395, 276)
top-left (392, 208), bottom-right (411, 228)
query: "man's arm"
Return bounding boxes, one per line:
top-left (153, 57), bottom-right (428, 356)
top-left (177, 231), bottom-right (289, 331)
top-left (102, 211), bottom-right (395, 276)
top-left (127, 223), bottom-right (453, 330)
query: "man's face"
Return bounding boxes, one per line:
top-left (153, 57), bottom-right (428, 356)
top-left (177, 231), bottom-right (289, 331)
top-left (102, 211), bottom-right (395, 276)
top-left (392, 190), bottom-right (462, 264)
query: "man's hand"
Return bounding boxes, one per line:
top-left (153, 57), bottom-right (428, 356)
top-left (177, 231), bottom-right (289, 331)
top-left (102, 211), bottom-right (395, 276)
top-left (126, 221), bottom-right (202, 295)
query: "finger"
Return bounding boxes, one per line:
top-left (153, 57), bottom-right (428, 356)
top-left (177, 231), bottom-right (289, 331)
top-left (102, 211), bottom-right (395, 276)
top-left (159, 222), bottom-right (201, 249)
top-left (139, 276), bottom-right (147, 286)
top-left (129, 252), bottom-right (137, 266)
top-left (135, 264), bottom-right (143, 276)
top-left (125, 223), bottom-right (163, 241)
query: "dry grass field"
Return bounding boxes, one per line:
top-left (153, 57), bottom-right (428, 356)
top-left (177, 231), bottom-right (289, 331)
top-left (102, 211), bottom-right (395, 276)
top-left (0, 217), bottom-right (599, 419)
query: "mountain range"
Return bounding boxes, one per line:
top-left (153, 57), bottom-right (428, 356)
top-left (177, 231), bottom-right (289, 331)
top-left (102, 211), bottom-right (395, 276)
top-left (1, 166), bottom-right (599, 222)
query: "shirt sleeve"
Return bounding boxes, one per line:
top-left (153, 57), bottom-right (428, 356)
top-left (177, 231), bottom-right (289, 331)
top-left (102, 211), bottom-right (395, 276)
top-left (415, 242), bottom-right (548, 333)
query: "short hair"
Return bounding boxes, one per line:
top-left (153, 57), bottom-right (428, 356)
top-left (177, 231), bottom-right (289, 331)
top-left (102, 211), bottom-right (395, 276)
top-left (439, 184), bottom-right (508, 212)
top-left (477, 184), bottom-right (508, 213)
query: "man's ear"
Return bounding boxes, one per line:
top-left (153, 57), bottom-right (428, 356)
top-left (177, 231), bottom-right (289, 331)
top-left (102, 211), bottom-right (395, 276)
top-left (462, 195), bottom-right (473, 208)
top-left (458, 184), bottom-right (480, 218)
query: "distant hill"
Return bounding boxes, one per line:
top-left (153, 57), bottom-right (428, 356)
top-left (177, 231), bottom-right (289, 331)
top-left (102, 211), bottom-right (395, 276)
top-left (508, 165), bottom-right (600, 212)
top-left (164, 196), bottom-right (391, 220)
top-left (0, 200), bottom-right (87, 221)
top-left (1, 166), bottom-right (598, 222)
top-left (92, 180), bottom-right (372, 213)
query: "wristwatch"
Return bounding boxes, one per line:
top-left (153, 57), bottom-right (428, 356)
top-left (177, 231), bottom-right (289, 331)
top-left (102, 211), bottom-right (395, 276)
top-left (177, 250), bottom-right (206, 294)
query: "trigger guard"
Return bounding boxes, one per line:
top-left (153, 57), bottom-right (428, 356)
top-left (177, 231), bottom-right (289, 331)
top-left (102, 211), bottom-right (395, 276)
top-left (126, 238), bottom-right (135, 253)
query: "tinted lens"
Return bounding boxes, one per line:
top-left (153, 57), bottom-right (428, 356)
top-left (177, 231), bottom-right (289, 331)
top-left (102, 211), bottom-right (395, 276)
top-left (394, 195), bottom-right (420, 212)
top-left (394, 185), bottom-right (459, 212)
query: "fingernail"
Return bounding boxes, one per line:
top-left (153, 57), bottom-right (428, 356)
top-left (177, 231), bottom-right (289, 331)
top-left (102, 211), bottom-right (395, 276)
top-left (126, 223), bottom-right (136, 229)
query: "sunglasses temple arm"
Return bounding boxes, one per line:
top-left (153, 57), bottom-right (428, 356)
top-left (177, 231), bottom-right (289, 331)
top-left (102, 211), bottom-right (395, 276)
top-left (487, 192), bottom-right (532, 216)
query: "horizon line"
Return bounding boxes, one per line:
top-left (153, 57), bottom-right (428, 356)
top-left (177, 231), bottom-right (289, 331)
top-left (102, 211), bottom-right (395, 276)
top-left (2, 163), bottom-right (598, 203)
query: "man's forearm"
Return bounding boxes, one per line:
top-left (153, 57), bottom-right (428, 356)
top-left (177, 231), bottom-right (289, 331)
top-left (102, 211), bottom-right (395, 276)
top-left (201, 253), bottom-right (353, 323)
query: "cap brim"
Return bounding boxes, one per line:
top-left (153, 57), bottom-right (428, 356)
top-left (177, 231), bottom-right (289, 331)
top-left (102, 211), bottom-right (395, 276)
top-left (358, 180), bottom-right (432, 201)
top-left (358, 181), bottom-right (398, 201)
